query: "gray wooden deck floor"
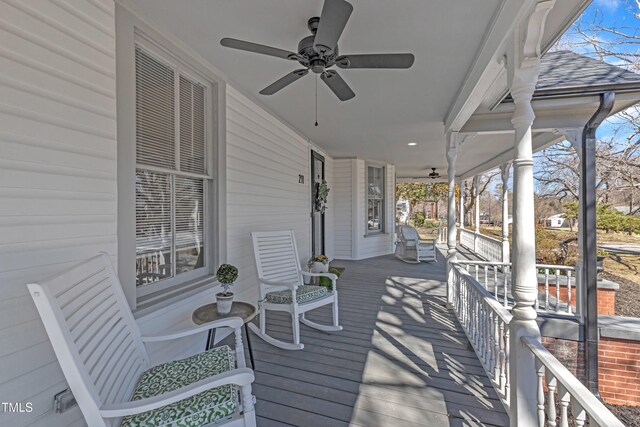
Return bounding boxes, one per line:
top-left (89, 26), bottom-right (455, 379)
top-left (248, 253), bottom-right (509, 427)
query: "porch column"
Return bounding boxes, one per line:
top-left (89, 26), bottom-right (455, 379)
top-left (507, 2), bottom-right (555, 425)
top-left (473, 175), bottom-right (480, 252)
top-left (459, 180), bottom-right (465, 229)
top-left (446, 132), bottom-right (461, 304)
top-left (500, 162), bottom-right (511, 264)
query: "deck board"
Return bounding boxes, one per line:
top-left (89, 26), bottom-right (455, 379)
top-left (248, 254), bottom-right (509, 426)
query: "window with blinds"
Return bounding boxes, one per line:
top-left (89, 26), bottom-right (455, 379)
top-left (134, 46), bottom-right (210, 288)
top-left (367, 165), bottom-right (385, 233)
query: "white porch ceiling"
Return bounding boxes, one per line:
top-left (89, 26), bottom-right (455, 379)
top-left (128, 0), bottom-right (589, 178)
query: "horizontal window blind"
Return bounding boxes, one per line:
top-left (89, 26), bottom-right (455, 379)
top-left (134, 44), bottom-right (211, 289)
top-left (135, 47), bottom-right (175, 170)
top-left (135, 170), bottom-right (172, 285)
top-left (180, 76), bottom-right (206, 175)
top-left (175, 176), bottom-right (205, 275)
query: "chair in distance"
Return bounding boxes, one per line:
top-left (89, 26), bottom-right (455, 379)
top-left (395, 224), bottom-right (438, 263)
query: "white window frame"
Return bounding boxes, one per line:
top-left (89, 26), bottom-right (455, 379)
top-left (116, 5), bottom-right (227, 310)
top-left (366, 163), bottom-right (386, 235)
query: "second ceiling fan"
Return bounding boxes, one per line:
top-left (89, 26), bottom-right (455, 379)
top-left (220, 0), bottom-right (415, 101)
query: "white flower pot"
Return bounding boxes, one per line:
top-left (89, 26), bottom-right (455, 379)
top-left (216, 292), bottom-right (234, 315)
top-left (311, 261), bottom-right (329, 273)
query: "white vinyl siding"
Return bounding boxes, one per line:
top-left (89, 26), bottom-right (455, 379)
top-left (0, 0), bottom-right (116, 425)
top-left (333, 159), bottom-right (354, 259)
top-left (225, 86), bottom-right (333, 303)
top-left (332, 160), bottom-right (395, 260)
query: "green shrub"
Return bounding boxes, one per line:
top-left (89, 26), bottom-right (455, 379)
top-left (412, 212), bottom-right (426, 227)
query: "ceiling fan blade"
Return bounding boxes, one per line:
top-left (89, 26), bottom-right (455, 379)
top-left (220, 38), bottom-right (302, 62)
top-left (314, 0), bottom-right (353, 55)
top-left (321, 70), bottom-right (355, 101)
top-left (336, 53), bottom-right (415, 69)
top-left (259, 69), bottom-right (309, 95)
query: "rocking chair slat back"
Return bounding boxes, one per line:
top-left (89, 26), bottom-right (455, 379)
top-left (252, 231), bottom-right (302, 290)
top-left (28, 253), bottom-right (149, 422)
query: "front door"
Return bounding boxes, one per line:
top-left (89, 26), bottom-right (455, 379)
top-left (311, 151), bottom-right (325, 256)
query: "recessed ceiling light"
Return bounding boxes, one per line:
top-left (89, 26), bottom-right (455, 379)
top-left (408, 142), bottom-right (417, 146)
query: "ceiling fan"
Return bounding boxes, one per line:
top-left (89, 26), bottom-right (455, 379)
top-left (219, 0), bottom-right (415, 101)
top-left (428, 168), bottom-right (441, 179)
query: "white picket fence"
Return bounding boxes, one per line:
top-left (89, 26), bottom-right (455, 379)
top-left (450, 261), bottom-right (624, 426)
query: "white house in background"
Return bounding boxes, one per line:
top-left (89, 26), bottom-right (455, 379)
top-left (545, 213), bottom-right (568, 228)
top-left (2, 0), bottom-right (640, 426)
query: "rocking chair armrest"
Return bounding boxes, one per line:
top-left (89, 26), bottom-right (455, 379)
top-left (300, 271), bottom-right (338, 288)
top-left (419, 238), bottom-right (436, 244)
top-left (100, 368), bottom-right (254, 418)
top-left (141, 317), bottom-right (244, 342)
top-left (260, 278), bottom-right (299, 290)
top-left (300, 270), bottom-right (337, 281)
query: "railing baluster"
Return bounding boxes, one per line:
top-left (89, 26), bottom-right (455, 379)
top-left (504, 266), bottom-right (509, 308)
top-left (505, 327), bottom-right (510, 405)
top-left (566, 270), bottom-right (572, 314)
top-left (536, 360), bottom-right (545, 427)
top-left (571, 401), bottom-right (586, 427)
top-left (545, 268), bottom-right (550, 311)
top-left (546, 375), bottom-right (557, 427)
top-left (494, 266), bottom-right (498, 300)
top-left (493, 314), bottom-right (500, 381)
top-left (484, 265), bottom-right (489, 289)
top-left (499, 321), bottom-right (506, 396)
top-left (558, 385), bottom-right (569, 427)
top-left (555, 270), bottom-right (561, 312)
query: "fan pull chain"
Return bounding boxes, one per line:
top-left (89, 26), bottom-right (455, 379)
top-left (315, 75), bottom-right (318, 127)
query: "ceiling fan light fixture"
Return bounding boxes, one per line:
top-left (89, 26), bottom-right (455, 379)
top-left (428, 168), bottom-right (440, 179)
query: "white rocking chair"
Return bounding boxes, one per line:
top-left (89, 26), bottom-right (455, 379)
top-left (28, 253), bottom-right (256, 427)
top-left (249, 230), bottom-right (342, 350)
top-left (395, 225), bottom-right (438, 263)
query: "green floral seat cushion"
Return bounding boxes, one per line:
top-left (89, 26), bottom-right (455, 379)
top-left (266, 285), bottom-right (329, 304)
top-left (121, 345), bottom-right (237, 427)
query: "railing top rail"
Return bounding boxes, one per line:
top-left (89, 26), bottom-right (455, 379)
top-left (535, 264), bottom-right (576, 271)
top-left (521, 336), bottom-right (624, 427)
top-left (475, 232), bottom-right (502, 244)
top-left (452, 260), bottom-right (510, 266)
top-left (452, 264), bottom-right (513, 323)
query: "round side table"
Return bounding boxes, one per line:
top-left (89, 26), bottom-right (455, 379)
top-left (192, 301), bottom-right (257, 369)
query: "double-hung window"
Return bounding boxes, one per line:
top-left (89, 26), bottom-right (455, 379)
top-left (134, 44), bottom-right (213, 293)
top-left (367, 165), bottom-right (385, 233)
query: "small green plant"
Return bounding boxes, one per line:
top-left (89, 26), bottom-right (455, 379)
top-left (597, 249), bottom-right (608, 258)
top-left (216, 264), bottom-right (238, 295)
top-left (319, 267), bottom-right (342, 289)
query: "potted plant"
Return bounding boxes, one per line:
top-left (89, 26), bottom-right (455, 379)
top-left (216, 263), bottom-right (238, 315)
top-left (308, 254), bottom-right (329, 273)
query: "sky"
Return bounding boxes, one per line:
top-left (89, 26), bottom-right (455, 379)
top-left (558, 0), bottom-right (640, 139)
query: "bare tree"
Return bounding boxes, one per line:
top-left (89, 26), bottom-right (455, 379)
top-left (539, 1), bottom-right (640, 213)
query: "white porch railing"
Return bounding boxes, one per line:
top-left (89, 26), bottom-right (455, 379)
top-left (455, 260), bottom-right (578, 316)
top-left (522, 336), bottom-right (624, 427)
top-left (459, 229), bottom-right (503, 262)
top-left (450, 262), bottom-right (624, 426)
top-left (460, 228), bottom-right (475, 251)
top-left (475, 233), bottom-right (502, 262)
top-left (450, 263), bottom-right (512, 409)
top-left (436, 224), bottom-right (447, 244)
